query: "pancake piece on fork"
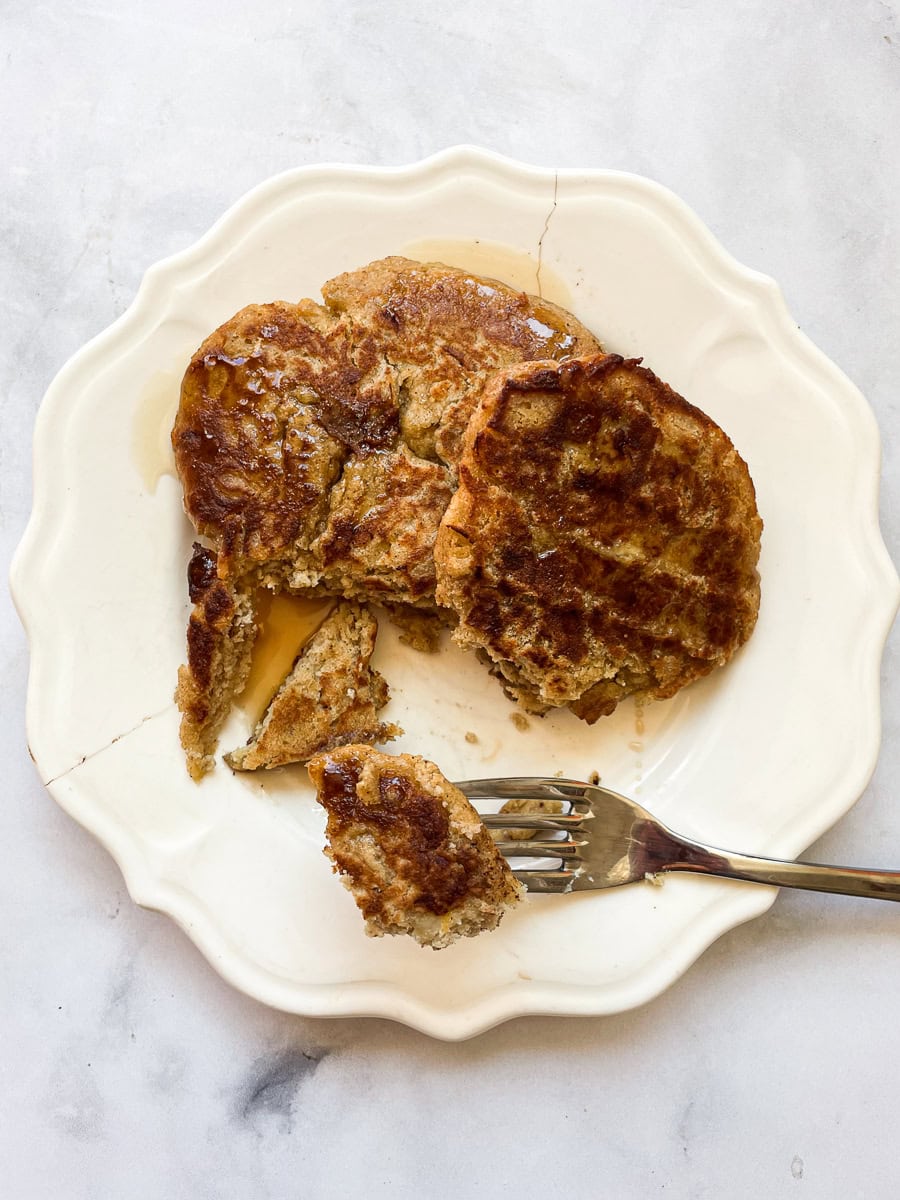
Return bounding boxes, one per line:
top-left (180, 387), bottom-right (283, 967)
top-left (308, 745), bottom-right (523, 949)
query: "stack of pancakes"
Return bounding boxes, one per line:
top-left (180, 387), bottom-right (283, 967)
top-left (172, 256), bottom-right (762, 780)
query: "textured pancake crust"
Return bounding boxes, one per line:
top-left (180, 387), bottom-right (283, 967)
top-left (434, 354), bottom-right (763, 721)
top-left (308, 746), bottom-right (523, 949)
top-left (175, 544), bottom-right (256, 781)
top-left (225, 602), bottom-right (401, 771)
top-left (172, 298), bottom-right (393, 588)
top-left (173, 258), bottom-right (600, 593)
top-left (322, 256), bottom-right (601, 464)
top-left (172, 258), bottom-right (601, 774)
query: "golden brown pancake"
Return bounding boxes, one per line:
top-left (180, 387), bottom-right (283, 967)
top-left (172, 258), bottom-right (601, 774)
top-left (225, 601), bottom-right (401, 771)
top-left (322, 256), bottom-right (601, 463)
top-left (175, 544), bottom-right (256, 781)
top-left (308, 745), bottom-right (523, 949)
top-left (172, 258), bottom-right (600, 589)
top-left (172, 298), bottom-right (384, 587)
top-left (434, 354), bottom-right (763, 721)
top-left (311, 446), bottom-right (454, 605)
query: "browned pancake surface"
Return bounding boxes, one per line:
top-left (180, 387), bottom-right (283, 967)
top-left (322, 256), bottom-right (601, 463)
top-left (172, 258), bottom-right (601, 774)
top-left (434, 354), bottom-right (763, 720)
top-left (308, 745), bottom-right (522, 949)
top-left (172, 259), bottom-right (600, 594)
top-left (225, 602), bottom-right (400, 771)
top-left (175, 544), bottom-right (256, 780)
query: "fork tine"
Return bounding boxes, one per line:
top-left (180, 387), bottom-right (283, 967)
top-left (493, 838), bottom-right (586, 858)
top-left (479, 812), bottom-right (587, 831)
top-left (456, 777), bottom-right (589, 803)
top-left (512, 868), bottom-right (580, 894)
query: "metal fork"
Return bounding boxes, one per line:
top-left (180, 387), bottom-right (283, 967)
top-left (457, 777), bottom-right (900, 899)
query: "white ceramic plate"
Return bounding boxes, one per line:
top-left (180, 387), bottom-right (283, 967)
top-left (12, 147), bottom-right (899, 1040)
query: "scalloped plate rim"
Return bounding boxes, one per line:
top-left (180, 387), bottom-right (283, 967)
top-left (11, 146), bottom-right (899, 1039)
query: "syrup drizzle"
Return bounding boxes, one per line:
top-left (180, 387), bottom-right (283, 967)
top-left (133, 371), bottom-right (179, 493)
top-left (401, 237), bottom-right (572, 308)
top-left (237, 593), bottom-right (335, 725)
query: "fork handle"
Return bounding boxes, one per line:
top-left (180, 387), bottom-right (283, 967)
top-left (667, 839), bottom-right (900, 900)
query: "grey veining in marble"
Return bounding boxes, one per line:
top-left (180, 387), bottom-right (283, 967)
top-left (3, 1), bottom-right (899, 1197)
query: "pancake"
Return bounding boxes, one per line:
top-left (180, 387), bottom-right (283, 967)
top-left (225, 601), bottom-right (400, 771)
top-left (172, 258), bottom-right (601, 588)
top-left (308, 745), bottom-right (523, 949)
top-left (434, 353), bottom-right (763, 720)
top-left (172, 258), bottom-right (601, 775)
top-left (172, 298), bottom-right (383, 588)
top-left (321, 256), bottom-right (602, 464)
top-left (175, 544), bottom-right (256, 781)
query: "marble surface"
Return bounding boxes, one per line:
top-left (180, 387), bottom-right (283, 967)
top-left (3, 2), bottom-right (899, 1196)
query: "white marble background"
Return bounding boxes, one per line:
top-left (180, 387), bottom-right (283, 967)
top-left (3, 2), bottom-right (899, 1197)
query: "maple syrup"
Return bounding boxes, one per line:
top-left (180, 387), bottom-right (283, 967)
top-left (401, 237), bottom-right (572, 308)
top-left (237, 593), bottom-right (334, 724)
top-left (132, 370), bottom-right (179, 493)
